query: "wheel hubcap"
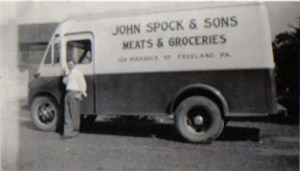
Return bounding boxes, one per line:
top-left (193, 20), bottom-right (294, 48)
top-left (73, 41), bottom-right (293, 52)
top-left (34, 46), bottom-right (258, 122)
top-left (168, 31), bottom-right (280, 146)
top-left (185, 108), bottom-right (212, 133)
top-left (37, 103), bottom-right (56, 124)
top-left (193, 115), bottom-right (204, 126)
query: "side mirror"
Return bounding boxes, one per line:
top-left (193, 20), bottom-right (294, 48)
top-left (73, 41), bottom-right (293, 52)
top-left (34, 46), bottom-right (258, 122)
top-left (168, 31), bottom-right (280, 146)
top-left (34, 73), bottom-right (40, 78)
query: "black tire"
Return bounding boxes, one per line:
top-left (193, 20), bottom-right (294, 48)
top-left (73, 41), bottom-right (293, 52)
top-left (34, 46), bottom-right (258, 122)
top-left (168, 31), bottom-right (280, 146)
top-left (30, 96), bottom-right (61, 131)
top-left (224, 118), bottom-right (229, 126)
top-left (175, 96), bottom-right (224, 143)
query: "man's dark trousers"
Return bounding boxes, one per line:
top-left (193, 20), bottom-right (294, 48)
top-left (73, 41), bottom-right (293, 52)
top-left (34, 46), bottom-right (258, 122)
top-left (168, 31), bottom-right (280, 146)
top-left (64, 91), bottom-right (81, 137)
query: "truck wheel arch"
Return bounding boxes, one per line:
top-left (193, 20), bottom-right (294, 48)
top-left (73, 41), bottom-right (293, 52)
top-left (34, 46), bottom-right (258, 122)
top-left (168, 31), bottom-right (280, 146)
top-left (29, 91), bottom-right (61, 108)
top-left (170, 84), bottom-right (229, 117)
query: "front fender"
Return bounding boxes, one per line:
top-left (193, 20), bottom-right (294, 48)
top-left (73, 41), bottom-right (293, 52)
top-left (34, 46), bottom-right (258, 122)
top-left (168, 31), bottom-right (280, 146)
top-left (28, 76), bottom-right (64, 106)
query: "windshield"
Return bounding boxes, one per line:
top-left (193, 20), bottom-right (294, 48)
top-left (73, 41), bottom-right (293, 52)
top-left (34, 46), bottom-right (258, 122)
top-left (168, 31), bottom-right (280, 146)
top-left (37, 34), bottom-right (61, 73)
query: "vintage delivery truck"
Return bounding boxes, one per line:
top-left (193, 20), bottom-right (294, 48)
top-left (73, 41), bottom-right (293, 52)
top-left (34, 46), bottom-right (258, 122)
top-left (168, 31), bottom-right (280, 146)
top-left (29, 3), bottom-right (281, 142)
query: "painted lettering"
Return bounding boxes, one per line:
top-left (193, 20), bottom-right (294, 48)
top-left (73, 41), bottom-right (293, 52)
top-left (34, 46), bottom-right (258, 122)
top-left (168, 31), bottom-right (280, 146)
top-left (177, 53), bottom-right (215, 60)
top-left (146, 20), bottom-right (184, 33)
top-left (168, 34), bottom-right (227, 47)
top-left (112, 24), bottom-right (141, 36)
top-left (123, 39), bottom-right (153, 50)
top-left (204, 16), bottom-right (238, 28)
top-left (220, 52), bottom-right (231, 57)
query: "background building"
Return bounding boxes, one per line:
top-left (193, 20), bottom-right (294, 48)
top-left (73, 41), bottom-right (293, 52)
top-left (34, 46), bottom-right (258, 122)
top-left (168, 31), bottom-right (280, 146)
top-left (19, 23), bottom-right (57, 80)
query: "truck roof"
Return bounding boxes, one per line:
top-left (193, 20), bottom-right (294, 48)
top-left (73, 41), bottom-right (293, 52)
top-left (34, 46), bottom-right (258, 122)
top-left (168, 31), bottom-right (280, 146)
top-left (62, 2), bottom-right (261, 24)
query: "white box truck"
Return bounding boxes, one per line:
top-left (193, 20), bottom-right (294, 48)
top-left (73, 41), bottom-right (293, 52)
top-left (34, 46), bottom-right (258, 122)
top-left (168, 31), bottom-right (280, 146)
top-left (29, 3), bottom-right (281, 142)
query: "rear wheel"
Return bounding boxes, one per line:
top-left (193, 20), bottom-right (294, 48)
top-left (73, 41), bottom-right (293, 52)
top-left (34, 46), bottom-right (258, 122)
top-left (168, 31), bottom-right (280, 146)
top-left (31, 96), bottom-right (61, 131)
top-left (175, 96), bottom-right (224, 143)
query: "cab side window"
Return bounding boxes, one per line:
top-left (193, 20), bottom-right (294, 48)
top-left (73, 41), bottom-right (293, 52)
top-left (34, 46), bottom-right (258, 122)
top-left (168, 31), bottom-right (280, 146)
top-left (66, 39), bottom-right (92, 64)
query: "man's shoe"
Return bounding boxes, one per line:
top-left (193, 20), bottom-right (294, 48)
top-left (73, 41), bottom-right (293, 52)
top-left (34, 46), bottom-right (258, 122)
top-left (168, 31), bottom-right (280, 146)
top-left (71, 132), bottom-right (79, 138)
top-left (61, 131), bottom-right (79, 139)
top-left (60, 135), bottom-right (73, 140)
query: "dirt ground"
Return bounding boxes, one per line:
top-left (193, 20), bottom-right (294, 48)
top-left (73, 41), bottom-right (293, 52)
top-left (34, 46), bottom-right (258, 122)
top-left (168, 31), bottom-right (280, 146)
top-left (15, 100), bottom-right (298, 171)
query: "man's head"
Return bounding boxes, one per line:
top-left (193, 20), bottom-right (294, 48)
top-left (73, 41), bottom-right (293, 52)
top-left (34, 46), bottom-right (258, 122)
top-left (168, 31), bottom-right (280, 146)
top-left (86, 52), bottom-right (92, 60)
top-left (67, 60), bottom-right (76, 70)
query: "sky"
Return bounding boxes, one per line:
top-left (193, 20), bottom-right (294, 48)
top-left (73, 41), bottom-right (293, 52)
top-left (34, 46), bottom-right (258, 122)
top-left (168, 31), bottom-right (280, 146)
top-left (1, 1), bottom-right (300, 39)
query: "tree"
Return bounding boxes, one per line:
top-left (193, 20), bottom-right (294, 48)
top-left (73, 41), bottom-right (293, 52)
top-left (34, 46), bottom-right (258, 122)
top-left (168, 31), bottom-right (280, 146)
top-left (272, 17), bottom-right (299, 116)
top-left (273, 18), bottom-right (299, 97)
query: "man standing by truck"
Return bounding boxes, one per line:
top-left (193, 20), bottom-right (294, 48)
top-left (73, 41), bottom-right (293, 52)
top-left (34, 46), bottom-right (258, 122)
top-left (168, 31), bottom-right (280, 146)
top-left (62, 60), bottom-right (87, 138)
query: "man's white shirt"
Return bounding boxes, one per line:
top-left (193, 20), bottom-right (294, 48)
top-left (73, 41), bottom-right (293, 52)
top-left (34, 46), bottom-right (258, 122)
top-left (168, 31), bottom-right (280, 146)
top-left (63, 68), bottom-right (87, 97)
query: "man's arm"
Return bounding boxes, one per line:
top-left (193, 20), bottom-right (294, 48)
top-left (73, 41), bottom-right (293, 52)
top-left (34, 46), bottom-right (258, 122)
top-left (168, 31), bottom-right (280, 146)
top-left (62, 68), bottom-right (69, 85)
top-left (78, 71), bottom-right (87, 98)
top-left (63, 76), bottom-right (69, 85)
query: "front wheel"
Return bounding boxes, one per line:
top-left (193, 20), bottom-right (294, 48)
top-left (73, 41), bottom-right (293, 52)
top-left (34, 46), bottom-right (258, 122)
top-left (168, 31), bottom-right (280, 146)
top-left (30, 96), bottom-right (61, 131)
top-left (175, 96), bottom-right (224, 143)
